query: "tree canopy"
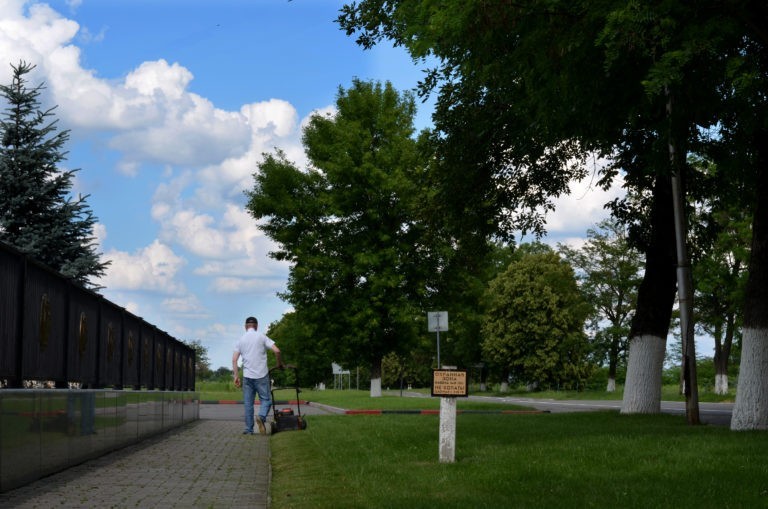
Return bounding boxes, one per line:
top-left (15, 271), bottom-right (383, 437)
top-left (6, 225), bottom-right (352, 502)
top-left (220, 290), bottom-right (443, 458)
top-left (338, 0), bottom-right (768, 426)
top-left (482, 244), bottom-right (592, 389)
top-left (246, 80), bottom-right (434, 395)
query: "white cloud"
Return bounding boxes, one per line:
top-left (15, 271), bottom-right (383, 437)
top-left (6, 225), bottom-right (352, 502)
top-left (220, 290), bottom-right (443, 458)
top-left (98, 240), bottom-right (186, 294)
top-left (116, 160), bottom-right (140, 177)
top-left (221, 205), bottom-right (262, 255)
top-left (171, 210), bottom-right (227, 258)
top-left (209, 276), bottom-right (286, 295)
top-left (93, 222), bottom-right (107, 247)
top-left (545, 168), bottom-right (624, 236)
top-left (2, 4), bottom-right (252, 169)
top-left (241, 98), bottom-right (298, 137)
top-left (162, 295), bottom-right (208, 317)
top-left (555, 236), bottom-right (589, 251)
top-left (75, 25), bottom-right (106, 45)
top-left (124, 59), bottom-right (192, 99)
top-left (196, 254), bottom-right (289, 280)
top-left (192, 99), bottom-right (306, 206)
top-left (300, 104), bottom-right (335, 131)
top-left (109, 78), bottom-right (252, 167)
top-left (210, 277), bottom-right (255, 293)
top-left (0, 3), bottom-right (76, 84)
top-left (122, 300), bottom-right (140, 316)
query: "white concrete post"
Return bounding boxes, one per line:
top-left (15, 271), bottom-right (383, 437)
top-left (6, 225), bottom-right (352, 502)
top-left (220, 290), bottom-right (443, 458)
top-left (438, 396), bottom-right (457, 463)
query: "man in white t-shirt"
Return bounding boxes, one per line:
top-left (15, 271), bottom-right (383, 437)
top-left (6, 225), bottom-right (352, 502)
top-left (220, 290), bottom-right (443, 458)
top-left (232, 316), bottom-right (283, 435)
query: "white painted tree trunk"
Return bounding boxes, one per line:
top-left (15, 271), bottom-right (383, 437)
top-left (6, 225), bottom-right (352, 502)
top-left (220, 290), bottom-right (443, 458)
top-left (606, 377), bottom-right (616, 393)
top-left (714, 373), bottom-right (729, 395)
top-left (370, 376), bottom-right (382, 398)
top-left (731, 327), bottom-right (768, 430)
top-left (499, 381), bottom-right (509, 393)
top-left (621, 334), bottom-right (666, 414)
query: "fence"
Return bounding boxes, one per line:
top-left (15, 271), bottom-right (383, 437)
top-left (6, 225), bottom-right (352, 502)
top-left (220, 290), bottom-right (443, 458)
top-left (0, 241), bottom-right (195, 390)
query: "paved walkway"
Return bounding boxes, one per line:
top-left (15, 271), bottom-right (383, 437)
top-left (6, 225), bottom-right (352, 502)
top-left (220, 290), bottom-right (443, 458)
top-left (0, 403), bottom-right (287, 509)
top-left (0, 400), bottom-right (333, 508)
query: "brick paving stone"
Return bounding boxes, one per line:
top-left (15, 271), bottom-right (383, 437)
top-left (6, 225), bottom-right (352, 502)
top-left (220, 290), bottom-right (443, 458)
top-left (0, 420), bottom-right (271, 509)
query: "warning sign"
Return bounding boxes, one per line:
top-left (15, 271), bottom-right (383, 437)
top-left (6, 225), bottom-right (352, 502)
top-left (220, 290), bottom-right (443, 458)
top-left (431, 369), bottom-right (468, 397)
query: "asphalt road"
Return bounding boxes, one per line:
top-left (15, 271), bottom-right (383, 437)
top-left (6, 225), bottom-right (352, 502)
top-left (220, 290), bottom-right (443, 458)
top-left (467, 395), bottom-right (734, 426)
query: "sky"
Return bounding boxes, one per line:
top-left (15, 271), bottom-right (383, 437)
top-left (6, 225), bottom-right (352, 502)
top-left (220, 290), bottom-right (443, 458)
top-left (1, 0), bottom-right (651, 372)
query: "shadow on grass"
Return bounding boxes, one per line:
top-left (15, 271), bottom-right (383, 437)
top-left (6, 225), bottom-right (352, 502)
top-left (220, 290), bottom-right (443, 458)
top-left (271, 411), bottom-right (768, 509)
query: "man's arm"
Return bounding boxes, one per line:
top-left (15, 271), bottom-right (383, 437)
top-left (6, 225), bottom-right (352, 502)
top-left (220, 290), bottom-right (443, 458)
top-left (271, 344), bottom-right (284, 368)
top-left (232, 351), bottom-right (241, 387)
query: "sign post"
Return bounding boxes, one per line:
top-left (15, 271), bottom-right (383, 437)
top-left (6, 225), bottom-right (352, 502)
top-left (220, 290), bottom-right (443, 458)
top-left (432, 368), bottom-right (467, 463)
top-left (427, 311), bottom-right (448, 368)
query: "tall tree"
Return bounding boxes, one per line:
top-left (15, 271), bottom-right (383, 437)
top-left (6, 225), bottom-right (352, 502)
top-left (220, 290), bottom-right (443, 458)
top-left (710, 2), bottom-right (768, 430)
top-left (185, 339), bottom-right (211, 380)
top-left (247, 80), bottom-right (433, 397)
top-left (574, 0), bottom-right (767, 425)
top-left (481, 244), bottom-right (593, 390)
top-left (559, 219), bottom-right (644, 392)
top-left (0, 61), bottom-right (107, 286)
top-left (688, 155), bottom-right (750, 395)
top-left (266, 312), bottom-right (333, 387)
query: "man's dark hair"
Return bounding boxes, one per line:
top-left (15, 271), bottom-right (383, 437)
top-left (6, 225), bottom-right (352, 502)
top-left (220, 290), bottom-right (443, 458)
top-left (245, 316), bottom-right (258, 325)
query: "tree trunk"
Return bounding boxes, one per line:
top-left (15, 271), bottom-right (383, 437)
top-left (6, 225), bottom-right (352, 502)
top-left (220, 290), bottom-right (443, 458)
top-left (370, 356), bottom-right (383, 398)
top-left (715, 373), bottom-right (728, 395)
top-left (607, 336), bottom-right (619, 393)
top-left (499, 366), bottom-right (510, 393)
top-left (732, 143), bottom-right (768, 429)
top-left (713, 320), bottom-right (731, 395)
top-left (621, 174), bottom-right (677, 414)
top-left (622, 334), bottom-right (667, 412)
top-left (731, 328), bottom-right (768, 429)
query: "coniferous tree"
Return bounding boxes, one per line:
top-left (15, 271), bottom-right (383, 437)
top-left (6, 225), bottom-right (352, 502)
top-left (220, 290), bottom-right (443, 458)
top-left (0, 61), bottom-right (107, 287)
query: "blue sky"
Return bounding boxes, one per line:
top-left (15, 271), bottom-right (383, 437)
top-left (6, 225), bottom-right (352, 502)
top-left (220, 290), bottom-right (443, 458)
top-left (2, 0), bottom-right (640, 371)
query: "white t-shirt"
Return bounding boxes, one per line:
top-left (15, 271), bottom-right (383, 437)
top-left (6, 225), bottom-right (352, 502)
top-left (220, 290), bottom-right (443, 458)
top-left (234, 329), bottom-right (275, 379)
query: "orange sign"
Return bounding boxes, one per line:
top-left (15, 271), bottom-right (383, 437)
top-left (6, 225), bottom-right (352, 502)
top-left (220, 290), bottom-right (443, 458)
top-left (431, 369), bottom-right (468, 397)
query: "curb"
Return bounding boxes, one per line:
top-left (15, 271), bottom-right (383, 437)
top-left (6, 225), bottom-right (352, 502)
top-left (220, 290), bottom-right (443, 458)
top-left (200, 399), bottom-right (309, 405)
top-left (343, 409), bottom-right (551, 415)
top-left (199, 400), bottom-right (550, 416)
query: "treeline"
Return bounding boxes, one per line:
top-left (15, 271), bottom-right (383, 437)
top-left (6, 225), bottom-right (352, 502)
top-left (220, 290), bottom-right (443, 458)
top-left (248, 2), bottom-right (767, 431)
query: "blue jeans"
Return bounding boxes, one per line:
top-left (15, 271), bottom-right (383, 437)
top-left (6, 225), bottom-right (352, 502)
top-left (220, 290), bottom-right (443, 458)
top-left (243, 375), bottom-right (271, 433)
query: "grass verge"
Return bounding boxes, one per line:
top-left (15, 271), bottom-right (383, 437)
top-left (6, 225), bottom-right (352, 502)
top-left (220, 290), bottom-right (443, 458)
top-left (196, 381), bottom-right (736, 404)
top-left (270, 411), bottom-right (768, 509)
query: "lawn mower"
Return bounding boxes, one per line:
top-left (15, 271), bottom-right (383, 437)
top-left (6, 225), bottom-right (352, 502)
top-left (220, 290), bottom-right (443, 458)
top-left (268, 364), bottom-right (307, 433)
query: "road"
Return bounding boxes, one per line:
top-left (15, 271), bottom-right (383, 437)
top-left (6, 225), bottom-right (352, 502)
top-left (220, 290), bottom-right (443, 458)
top-left (468, 395), bottom-right (734, 426)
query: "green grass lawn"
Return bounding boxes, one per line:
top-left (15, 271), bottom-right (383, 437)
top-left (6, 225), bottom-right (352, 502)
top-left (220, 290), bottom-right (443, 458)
top-left (269, 411), bottom-right (768, 509)
top-left (196, 384), bottom-right (761, 507)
